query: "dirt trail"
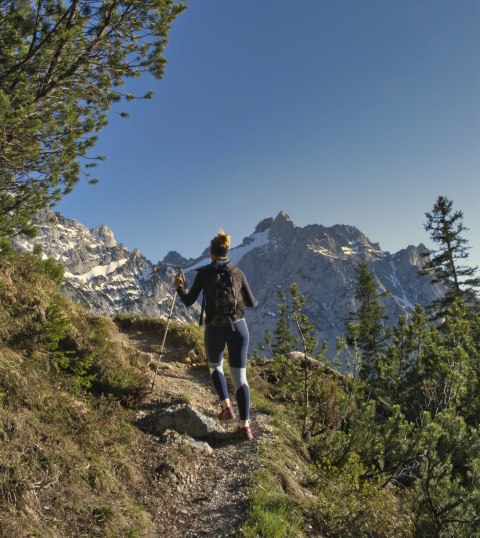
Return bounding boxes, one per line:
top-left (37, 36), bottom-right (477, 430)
top-left (118, 327), bottom-right (270, 538)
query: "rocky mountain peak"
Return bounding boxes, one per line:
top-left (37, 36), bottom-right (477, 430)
top-left (394, 243), bottom-right (429, 266)
top-left (268, 210), bottom-right (296, 243)
top-left (35, 207), bottom-right (57, 224)
top-left (317, 224), bottom-right (383, 260)
top-left (277, 209), bottom-right (291, 220)
top-left (254, 217), bottom-right (274, 234)
top-left (92, 224), bottom-right (116, 248)
top-left (163, 250), bottom-right (191, 268)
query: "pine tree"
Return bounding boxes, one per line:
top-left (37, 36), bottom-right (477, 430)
top-left (270, 286), bottom-right (317, 357)
top-left (412, 408), bottom-right (480, 537)
top-left (45, 297), bottom-right (95, 388)
top-left (289, 282), bottom-right (318, 438)
top-left (0, 1), bottom-right (185, 239)
top-left (290, 283), bottom-right (318, 356)
top-left (271, 292), bottom-right (294, 356)
top-left (380, 305), bottom-right (431, 405)
top-left (269, 284), bottom-right (320, 437)
top-left (421, 195), bottom-right (480, 317)
top-left (346, 257), bottom-right (388, 380)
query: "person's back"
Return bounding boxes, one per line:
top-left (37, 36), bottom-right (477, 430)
top-left (193, 260), bottom-right (255, 326)
top-left (175, 231), bottom-right (256, 440)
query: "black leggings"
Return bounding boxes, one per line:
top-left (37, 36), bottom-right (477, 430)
top-left (205, 318), bottom-right (250, 420)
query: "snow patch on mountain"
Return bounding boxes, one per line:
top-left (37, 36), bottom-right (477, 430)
top-left (387, 260), bottom-right (415, 310)
top-left (65, 259), bottom-right (129, 282)
top-left (228, 230), bottom-right (270, 264)
top-left (308, 244), bottom-right (337, 259)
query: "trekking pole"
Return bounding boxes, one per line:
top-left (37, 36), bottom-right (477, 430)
top-left (150, 270), bottom-right (184, 391)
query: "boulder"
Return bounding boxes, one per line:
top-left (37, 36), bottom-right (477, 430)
top-left (152, 404), bottom-right (225, 440)
top-left (161, 429), bottom-right (213, 455)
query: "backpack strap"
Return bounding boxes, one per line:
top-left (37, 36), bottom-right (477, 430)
top-left (199, 292), bottom-right (205, 326)
top-left (195, 265), bottom-right (209, 327)
top-left (230, 267), bottom-right (238, 330)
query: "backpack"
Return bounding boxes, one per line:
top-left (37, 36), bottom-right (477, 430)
top-left (210, 265), bottom-right (238, 327)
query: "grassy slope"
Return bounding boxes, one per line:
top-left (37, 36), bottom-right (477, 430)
top-left (0, 249), bottom-right (214, 537)
top-left (0, 251), bottom-right (159, 537)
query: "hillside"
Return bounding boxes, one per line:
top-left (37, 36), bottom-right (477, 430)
top-left (3, 246), bottom-right (480, 537)
top-left (0, 247), bottom-right (400, 538)
top-left (0, 249), bottom-right (269, 537)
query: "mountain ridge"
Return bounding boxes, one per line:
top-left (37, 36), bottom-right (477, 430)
top-left (13, 209), bottom-right (442, 352)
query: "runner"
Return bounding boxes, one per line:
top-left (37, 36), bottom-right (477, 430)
top-left (174, 231), bottom-right (256, 440)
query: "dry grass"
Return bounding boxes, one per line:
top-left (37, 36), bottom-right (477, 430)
top-left (0, 252), bottom-right (155, 536)
top-left (113, 313), bottom-right (205, 359)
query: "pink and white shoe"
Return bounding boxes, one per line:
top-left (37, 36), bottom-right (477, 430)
top-left (217, 405), bottom-right (235, 421)
top-left (236, 425), bottom-right (254, 441)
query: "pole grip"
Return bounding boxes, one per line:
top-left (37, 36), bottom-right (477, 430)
top-left (177, 269), bottom-right (186, 290)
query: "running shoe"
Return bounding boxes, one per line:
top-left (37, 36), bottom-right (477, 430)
top-left (217, 405), bottom-right (235, 421)
top-left (236, 425), bottom-right (254, 441)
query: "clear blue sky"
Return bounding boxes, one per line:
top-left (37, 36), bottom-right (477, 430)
top-left (57, 0), bottom-right (480, 268)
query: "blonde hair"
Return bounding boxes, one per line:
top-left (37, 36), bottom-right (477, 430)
top-left (210, 229), bottom-right (231, 257)
top-left (217, 229), bottom-right (231, 249)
